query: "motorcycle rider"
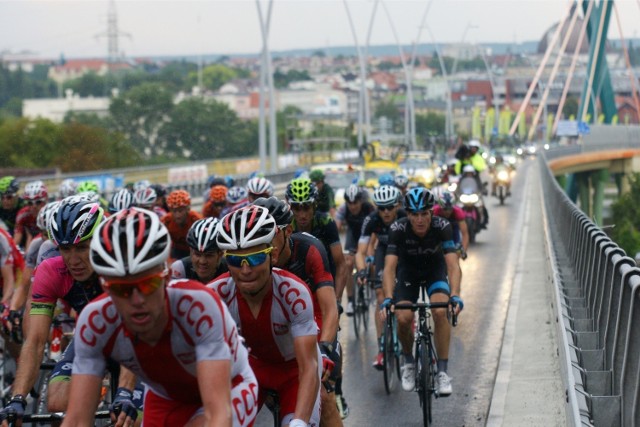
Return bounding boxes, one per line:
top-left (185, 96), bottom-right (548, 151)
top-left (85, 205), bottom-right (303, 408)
top-left (457, 165), bottom-right (487, 230)
top-left (490, 155), bottom-right (513, 197)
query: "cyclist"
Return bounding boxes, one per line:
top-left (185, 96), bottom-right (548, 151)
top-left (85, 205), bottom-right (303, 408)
top-left (0, 197), bottom-right (139, 427)
top-left (286, 178), bottom-right (348, 296)
top-left (133, 186), bottom-right (167, 219)
top-left (379, 187), bottom-right (463, 395)
top-left (14, 180), bottom-right (47, 250)
top-left (63, 207), bottom-right (258, 427)
top-left (334, 184), bottom-right (374, 316)
top-left (246, 176), bottom-right (274, 202)
top-left (202, 185), bottom-right (227, 219)
top-left (76, 180), bottom-right (109, 209)
top-left (433, 189), bottom-right (469, 259)
top-left (161, 190), bottom-right (202, 261)
top-left (254, 196), bottom-right (344, 425)
top-left (170, 217), bottom-right (228, 284)
top-left (355, 185), bottom-right (405, 370)
top-left (309, 169), bottom-right (336, 217)
top-left (6, 201), bottom-right (59, 341)
top-left (0, 225), bottom-right (24, 307)
top-left (0, 176), bottom-right (21, 235)
top-left (209, 206), bottom-right (321, 427)
top-left (150, 184), bottom-right (169, 215)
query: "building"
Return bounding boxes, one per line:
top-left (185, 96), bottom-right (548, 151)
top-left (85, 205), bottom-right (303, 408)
top-left (22, 90), bottom-right (110, 123)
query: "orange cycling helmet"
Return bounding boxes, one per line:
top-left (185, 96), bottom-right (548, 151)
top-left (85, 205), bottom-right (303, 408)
top-left (167, 190), bottom-right (191, 208)
top-left (209, 185), bottom-right (228, 203)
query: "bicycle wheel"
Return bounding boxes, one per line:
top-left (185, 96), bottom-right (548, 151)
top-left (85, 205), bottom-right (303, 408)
top-left (417, 339), bottom-right (433, 426)
top-left (352, 280), bottom-right (361, 339)
top-left (358, 284), bottom-right (369, 333)
top-left (382, 315), bottom-right (397, 394)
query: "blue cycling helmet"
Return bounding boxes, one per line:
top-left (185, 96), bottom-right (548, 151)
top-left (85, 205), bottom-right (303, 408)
top-left (403, 187), bottom-right (435, 213)
top-left (378, 173), bottom-right (395, 186)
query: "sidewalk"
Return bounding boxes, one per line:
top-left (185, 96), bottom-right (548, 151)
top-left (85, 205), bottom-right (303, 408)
top-left (486, 165), bottom-right (567, 426)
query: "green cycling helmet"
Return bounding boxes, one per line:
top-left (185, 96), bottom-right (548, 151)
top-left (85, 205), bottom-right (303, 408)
top-left (76, 181), bottom-right (100, 194)
top-left (0, 176), bottom-right (19, 195)
top-left (309, 169), bottom-right (325, 182)
top-left (285, 178), bottom-right (318, 203)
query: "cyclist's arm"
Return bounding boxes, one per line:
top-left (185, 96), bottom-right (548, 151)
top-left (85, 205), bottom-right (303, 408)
top-left (197, 359), bottom-right (233, 426)
top-left (11, 313), bottom-right (52, 396)
top-left (355, 240), bottom-right (369, 272)
top-left (316, 287), bottom-right (338, 343)
top-left (329, 243), bottom-right (348, 300)
top-left (10, 266), bottom-right (32, 311)
top-left (0, 264), bottom-right (14, 304)
top-left (445, 252), bottom-right (462, 298)
top-left (61, 374), bottom-right (103, 427)
top-left (382, 254), bottom-right (398, 301)
top-left (293, 335), bottom-right (320, 423)
top-left (458, 220), bottom-right (469, 253)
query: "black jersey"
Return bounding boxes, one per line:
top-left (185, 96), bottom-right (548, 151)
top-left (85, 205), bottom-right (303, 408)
top-left (386, 216), bottom-right (457, 279)
top-left (359, 209), bottom-right (407, 248)
top-left (283, 232), bottom-right (334, 293)
top-left (292, 211), bottom-right (341, 277)
top-left (336, 201), bottom-right (375, 242)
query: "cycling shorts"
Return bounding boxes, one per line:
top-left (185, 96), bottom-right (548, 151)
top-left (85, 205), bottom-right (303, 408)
top-left (343, 230), bottom-right (358, 254)
top-left (252, 357), bottom-right (321, 427)
top-left (143, 390), bottom-right (202, 426)
top-left (394, 264), bottom-right (450, 303)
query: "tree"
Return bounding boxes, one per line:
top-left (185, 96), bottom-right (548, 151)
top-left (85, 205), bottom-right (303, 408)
top-left (186, 64), bottom-right (237, 91)
top-left (415, 111), bottom-right (446, 147)
top-left (563, 96), bottom-right (579, 119)
top-left (0, 118), bottom-right (61, 168)
top-left (64, 72), bottom-right (106, 97)
top-left (158, 97), bottom-right (257, 160)
top-left (273, 69), bottom-right (312, 88)
top-left (611, 173), bottom-right (640, 256)
top-left (109, 82), bottom-right (174, 157)
top-left (374, 99), bottom-right (402, 133)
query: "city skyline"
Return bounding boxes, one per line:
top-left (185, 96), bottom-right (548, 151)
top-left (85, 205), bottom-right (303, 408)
top-left (2, 1), bottom-right (640, 60)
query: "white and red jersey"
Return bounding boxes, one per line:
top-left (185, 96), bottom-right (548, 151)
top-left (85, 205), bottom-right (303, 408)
top-left (207, 268), bottom-right (318, 364)
top-left (73, 280), bottom-right (258, 427)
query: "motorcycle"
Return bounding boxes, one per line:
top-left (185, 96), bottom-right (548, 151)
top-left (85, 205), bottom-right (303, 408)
top-left (456, 175), bottom-right (484, 244)
top-left (492, 165), bottom-right (511, 205)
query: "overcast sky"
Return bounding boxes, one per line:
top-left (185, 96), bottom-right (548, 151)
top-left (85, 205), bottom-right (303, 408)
top-left (2, 0), bottom-right (640, 59)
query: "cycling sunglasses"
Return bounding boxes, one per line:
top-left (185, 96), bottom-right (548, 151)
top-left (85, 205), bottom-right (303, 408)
top-left (290, 202), bottom-right (314, 211)
top-left (25, 199), bottom-right (46, 206)
top-left (224, 247), bottom-right (273, 268)
top-left (377, 205), bottom-right (395, 212)
top-left (101, 270), bottom-right (168, 298)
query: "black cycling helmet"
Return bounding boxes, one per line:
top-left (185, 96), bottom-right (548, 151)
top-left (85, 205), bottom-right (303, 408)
top-left (403, 187), bottom-right (435, 213)
top-left (49, 197), bottom-right (104, 246)
top-left (252, 196), bottom-right (293, 226)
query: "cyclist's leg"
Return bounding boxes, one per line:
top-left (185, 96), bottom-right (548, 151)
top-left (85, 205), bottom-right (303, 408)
top-left (372, 250), bottom-right (386, 367)
top-left (426, 266), bottom-right (452, 363)
top-left (278, 362), bottom-right (321, 427)
top-left (143, 389), bottom-right (200, 426)
top-left (47, 337), bottom-right (75, 411)
top-left (393, 271), bottom-right (421, 358)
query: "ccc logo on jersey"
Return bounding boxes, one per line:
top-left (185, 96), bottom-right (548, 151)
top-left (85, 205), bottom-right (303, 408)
top-left (177, 294), bottom-right (213, 337)
top-left (277, 280), bottom-right (307, 316)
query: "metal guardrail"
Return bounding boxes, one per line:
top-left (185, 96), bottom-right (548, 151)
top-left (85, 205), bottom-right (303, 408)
top-left (539, 151), bottom-right (640, 426)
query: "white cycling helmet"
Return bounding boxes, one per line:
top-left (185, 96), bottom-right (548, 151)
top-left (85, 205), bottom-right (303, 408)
top-left (373, 185), bottom-right (400, 207)
top-left (246, 177), bottom-right (274, 197)
top-left (216, 205), bottom-right (276, 251)
top-left (37, 201), bottom-right (61, 232)
top-left (469, 140), bottom-right (481, 148)
top-left (58, 179), bottom-right (78, 199)
top-left (462, 165), bottom-right (476, 174)
top-left (344, 184), bottom-right (363, 203)
top-left (187, 217), bottom-right (220, 253)
top-left (226, 186), bottom-right (248, 204)
top-left (133, 180), bottom-right (151, 192)
top-left (109, 189), bottom-right (134, 214)
top-left (90, 207), bottom-right (171, 277)
top-left (23, 180), bottom-right (48, 200)
top-left (133, 187), bottom-right (157, 207)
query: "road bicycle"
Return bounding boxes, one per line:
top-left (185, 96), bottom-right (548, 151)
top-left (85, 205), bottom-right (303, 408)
top-left (352, 267), bottom-right (375, 339)
top-left (394, 298), bottom-right (457, 427)
top-left (381, 306), bottom-right (401, 394)
top-left (7, 410), bottom-right (111, 426)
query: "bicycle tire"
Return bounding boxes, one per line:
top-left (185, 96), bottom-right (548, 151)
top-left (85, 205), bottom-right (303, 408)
top-left (352, 278), bottom-right (361, 339)
top-left (418, 338), bottom-right (432, 427)
top-left (382, 315), bottom-right (396, 394)
top-left (355, 284), bottom-right (369, 335)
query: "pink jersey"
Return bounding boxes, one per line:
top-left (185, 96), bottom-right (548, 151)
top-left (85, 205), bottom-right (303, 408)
top-left (434, 205), bottom-right (466, 222)
top-left (73, 280), bottom-right (258, 426)
top-left (31, 256), bottom-right (103, 317)
top-left (208, 268), bottom-right (318, 364)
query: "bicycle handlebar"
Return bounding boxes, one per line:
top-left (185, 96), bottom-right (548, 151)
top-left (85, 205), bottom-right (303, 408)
top-left (8, 410), bottom-right (111, 425)
top-left (392, 302), bottom-right (458, 327)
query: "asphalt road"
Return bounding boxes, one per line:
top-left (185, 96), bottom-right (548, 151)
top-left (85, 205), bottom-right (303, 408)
top-left (254, 159), bottom-right (533, 427)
